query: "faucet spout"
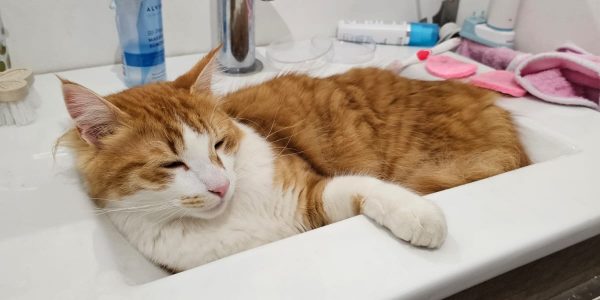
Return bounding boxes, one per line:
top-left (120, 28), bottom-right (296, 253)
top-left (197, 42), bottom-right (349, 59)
top-left (216, 0), bottom-right (264, 74)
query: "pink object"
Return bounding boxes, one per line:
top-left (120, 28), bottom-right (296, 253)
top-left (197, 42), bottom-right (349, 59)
top-left (456, 39), bottom-right (530, 71)
top-left (514, 44), bottom-right (600, 110)
top-left (416, 50), bottom-right (431, 61)
top-left (425, 55), bottom-right (478, 79)
top-left (458, 39), bottom-right (600, 110)
top-left (469, 70), bottom-right (527, 97)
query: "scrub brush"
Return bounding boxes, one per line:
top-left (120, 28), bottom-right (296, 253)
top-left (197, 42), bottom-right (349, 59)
top-left (386, 37), bottom-right (462, 73)
top-left (0, 68), bottom-right (38, 126)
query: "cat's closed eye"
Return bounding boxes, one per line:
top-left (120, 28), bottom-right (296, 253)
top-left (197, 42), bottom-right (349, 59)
top-left (161, 161), bottom-right (188, 169)
top-left (214, 139), bottom-right (224, 150)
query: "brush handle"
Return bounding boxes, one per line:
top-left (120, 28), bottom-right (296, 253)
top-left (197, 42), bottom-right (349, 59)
top-left (430, 37), bottom-right (462, 55)
top-left (0, 69), bottom-right (33, 102)
top-left (387, 38), bottom-right (462, 73)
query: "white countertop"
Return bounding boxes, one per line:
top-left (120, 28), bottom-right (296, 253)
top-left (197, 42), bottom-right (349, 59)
top-left (1, 45), bottom-right (599, 300)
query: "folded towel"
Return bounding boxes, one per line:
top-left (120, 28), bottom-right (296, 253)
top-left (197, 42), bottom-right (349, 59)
top-left (515, 47), bottom-right (600, 110)
top-left (456, 39), bottom-right (525, 70)
top-left (458, 39), bottom-right (600, 110)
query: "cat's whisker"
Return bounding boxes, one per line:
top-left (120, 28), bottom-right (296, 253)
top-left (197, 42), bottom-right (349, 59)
top-left (88, 197), bottom-right (124, 202)
top-left (265, 118), bottom-right (277, 141)
top-left (263, 104), bottom-right (285, 139)
top-left (90, 198), bottom-right (169, 210)
top-left (226, 97), bottom-right (255, 121)
top-left (275, 132), bottom-right (295, 159)
top-left (268, 135), bottom-right (292, 145)
top-left (144, 207), bottom-right (173, 223)
top-left (92, 199), bottom-right (171, 210)
top-left (93, 199), bottom-right (162, 212)
top-left (138, 204), bottom-right (175, 218)
top-left (264, 119), bottom-right (304, 141)
top-left (175, 207), bottom-right (187, 225)
top-left (273, 151), bottom-right (305, 160)
top-left (208, 97), bottom-right (222, 124)
top-left (266, 124), bottom-right (307, 146)
top-left (268, 142), bottom-right (305, 156)
top-left (213, 116), bottom-right (237, 128)
top-left (230, 116), bottom-right (261, 129)
top-left (155, 207), bottom-right (181, 224)
top-left (93, 202), bottom-right (171, 215)
top-left (90, 197), bottom-right (152, 203)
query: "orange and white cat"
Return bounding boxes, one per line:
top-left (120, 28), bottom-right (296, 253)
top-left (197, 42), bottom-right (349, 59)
top-left (59, 48), bottom-right (527, 272)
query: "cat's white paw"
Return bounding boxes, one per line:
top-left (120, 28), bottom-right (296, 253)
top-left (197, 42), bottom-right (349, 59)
top-left (362, 184), bottom-right (447, 248)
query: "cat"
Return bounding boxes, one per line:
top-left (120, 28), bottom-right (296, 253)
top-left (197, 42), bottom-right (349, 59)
top-left (58, 47), bottom-right (528, 272)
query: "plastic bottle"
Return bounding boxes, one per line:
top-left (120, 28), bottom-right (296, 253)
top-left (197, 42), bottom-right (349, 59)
top-left (113, 0), bottom-right (166, 87)
top-left (337, 20), bottom-right (439, 47)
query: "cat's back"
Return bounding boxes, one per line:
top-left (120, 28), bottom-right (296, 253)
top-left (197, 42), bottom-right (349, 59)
top-left (223, 67), bottom-right (529, 194)
top-left (224, 67), bottom-right (497, 130)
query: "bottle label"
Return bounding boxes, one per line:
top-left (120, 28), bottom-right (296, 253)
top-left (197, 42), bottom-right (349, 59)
top-left (123, 50), bottom-right (165, 67)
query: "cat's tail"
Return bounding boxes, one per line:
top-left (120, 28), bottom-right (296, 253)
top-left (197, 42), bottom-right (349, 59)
top-left (405, 146), bottom-right (530, 195)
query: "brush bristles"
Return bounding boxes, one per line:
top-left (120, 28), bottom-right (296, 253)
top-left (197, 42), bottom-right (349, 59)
top-left (0, 94), bottom-right (39, 126)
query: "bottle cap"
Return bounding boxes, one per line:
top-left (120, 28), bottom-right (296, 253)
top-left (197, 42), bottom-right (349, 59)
top-left (409, 23), bottom-right (439, 47)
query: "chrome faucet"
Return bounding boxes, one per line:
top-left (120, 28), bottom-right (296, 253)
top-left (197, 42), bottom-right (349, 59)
top-left (216, 0), bottom-right (269, 75)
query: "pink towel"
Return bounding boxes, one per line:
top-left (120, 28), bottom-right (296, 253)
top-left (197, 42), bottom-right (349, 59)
top-left (515, 46), bottom-right (600, 110)
top-left (456, 39), bottom-right (530, 70)
top-left (458, 40), bottom-right (600, 110)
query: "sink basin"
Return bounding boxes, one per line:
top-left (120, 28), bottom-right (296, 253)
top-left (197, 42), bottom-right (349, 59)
top-left (515, 116), bottom-right (580, 163)
top-left (1, 47), bottom-right (599, 299)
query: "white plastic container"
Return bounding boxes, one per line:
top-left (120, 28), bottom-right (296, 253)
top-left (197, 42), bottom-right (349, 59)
top-left (337, 20), bottom-right (439, 46)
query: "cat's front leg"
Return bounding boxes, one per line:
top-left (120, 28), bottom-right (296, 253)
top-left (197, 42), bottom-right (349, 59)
top-left (322, 176), bottom-right (447, 248)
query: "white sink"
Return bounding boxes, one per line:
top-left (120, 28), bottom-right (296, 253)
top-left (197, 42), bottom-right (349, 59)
top-left (515, 116), bottom-right (580, 163)
top-left (1, 46), bottom-right (599, 299)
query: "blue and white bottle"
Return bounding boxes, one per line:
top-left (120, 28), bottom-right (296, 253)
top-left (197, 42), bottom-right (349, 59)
top-left (114, 0), bottom-right (166, 87)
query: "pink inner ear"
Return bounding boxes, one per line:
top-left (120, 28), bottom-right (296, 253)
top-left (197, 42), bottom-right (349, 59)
top-left (62, 83), bottom-right (118, 146)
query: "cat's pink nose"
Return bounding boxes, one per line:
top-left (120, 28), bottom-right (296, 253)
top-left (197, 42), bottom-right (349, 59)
top-left (208, 181), bottom-right (229, 198)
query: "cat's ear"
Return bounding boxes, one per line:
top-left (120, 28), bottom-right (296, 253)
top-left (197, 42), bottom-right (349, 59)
top-left (59, 77), bottom-right (125, 147)
top-left (172, 46), bottom-right (221, 94)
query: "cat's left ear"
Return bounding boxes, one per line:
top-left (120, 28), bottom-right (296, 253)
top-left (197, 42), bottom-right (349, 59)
top-left (59, 78), bottom-right (126, 147)
top-left (172, 46), bottom-right (221, 94)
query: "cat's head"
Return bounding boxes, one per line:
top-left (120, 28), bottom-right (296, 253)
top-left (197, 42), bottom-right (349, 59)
top-left (59, 47), bottom-right (243, 219)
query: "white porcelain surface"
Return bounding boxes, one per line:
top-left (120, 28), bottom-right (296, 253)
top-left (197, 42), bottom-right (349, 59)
top-left (1, 46), bottom-right (599, 300)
